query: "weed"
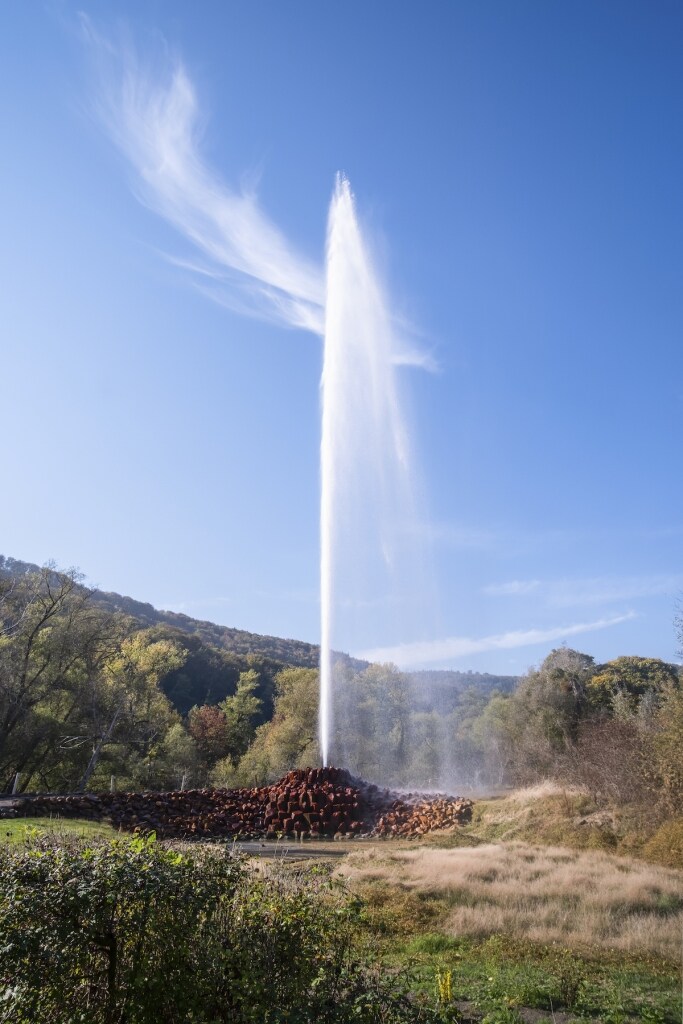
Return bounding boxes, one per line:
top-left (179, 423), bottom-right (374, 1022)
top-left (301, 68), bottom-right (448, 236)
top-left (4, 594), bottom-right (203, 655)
top-left (553, 952), bottom-right (587, 1007)
top-left (640, 1008), bottom-right (666, 1023)
top-left (480, 1006), bottom-right (523, 1024)
top-left (436, 968), bottom-right (453, 1003)
top-left (409, 933), bottom-right (462, 955)
top-left (644, 818), bottom-right (683, 868)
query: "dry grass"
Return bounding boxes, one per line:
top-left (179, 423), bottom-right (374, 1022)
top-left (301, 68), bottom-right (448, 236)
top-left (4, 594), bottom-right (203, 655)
top-left (338, 842), bottom-right (683, 960)
top-left (450, 782), bottom-right (669, 864)
top-left (506, 780), bottom-right (586, 802)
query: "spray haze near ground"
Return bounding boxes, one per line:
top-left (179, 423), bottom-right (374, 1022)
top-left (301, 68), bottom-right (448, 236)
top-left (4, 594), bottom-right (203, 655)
top-left (88, 25), bottom-right (441, 785)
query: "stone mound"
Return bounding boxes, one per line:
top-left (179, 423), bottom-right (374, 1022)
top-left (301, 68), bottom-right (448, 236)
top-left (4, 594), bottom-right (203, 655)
top-left (15, 766), bottom-right (473, 840)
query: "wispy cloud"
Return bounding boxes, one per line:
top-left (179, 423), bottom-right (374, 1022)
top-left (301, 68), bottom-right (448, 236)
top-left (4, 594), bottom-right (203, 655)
top-left (357, 612), bottom-right (637, 668)
top-left (483, 579), bottom-right (542, 596)
top-left (483, 574), bottom-right (683, 607)
top-left (82, 16), bottom-right (324, 333)
top-left (80, 19), bottom-right (436, 373)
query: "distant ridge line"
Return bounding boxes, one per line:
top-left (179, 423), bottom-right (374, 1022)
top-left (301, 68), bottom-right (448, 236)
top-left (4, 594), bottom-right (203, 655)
top-left (0, 555), bottom-right (520, 689)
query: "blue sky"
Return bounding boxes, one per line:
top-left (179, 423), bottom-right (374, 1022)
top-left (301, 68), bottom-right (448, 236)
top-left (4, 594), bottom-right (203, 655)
top-left (1, 1), bottom-right (681, 674)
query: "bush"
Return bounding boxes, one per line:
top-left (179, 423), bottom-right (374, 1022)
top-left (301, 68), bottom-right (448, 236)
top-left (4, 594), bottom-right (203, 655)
top-left (0, 834), bottom-right (427, 1023)
top-left (642, 818), bottom-right (683, 868)
top-left (0, 833), bottom-right (242, 1023)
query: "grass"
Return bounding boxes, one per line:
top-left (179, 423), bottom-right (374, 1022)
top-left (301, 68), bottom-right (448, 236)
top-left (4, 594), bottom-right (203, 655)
top-left (386, 932), bottom-right (681, 1023)
top-left (338, 843), bottom-right (683, 959)
top-left (336, 841), bottom-right (682, 1021)
top-left (430, 783), bottom-right (683, 870)
top-left (0, 816), bottom-right (118, 845)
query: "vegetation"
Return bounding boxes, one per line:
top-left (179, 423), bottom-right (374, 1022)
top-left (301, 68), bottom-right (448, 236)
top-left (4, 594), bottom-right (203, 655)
top-left (0, 560), bottom-right (293, 792)
top-left (0, 555), bottom-right (324, 671)
top-left (0, 817), bottom-right (118, 846)
top-left (0, 832), bottom-right (434, 1023)
top-left (2, 560), bottom-right (682, 863)
top-left (2, 556), bottom-right (682, 1021)
top-left (0, 829), bottom-right (680, 1023)
top-left (339, 842), bottom-right (683, 959)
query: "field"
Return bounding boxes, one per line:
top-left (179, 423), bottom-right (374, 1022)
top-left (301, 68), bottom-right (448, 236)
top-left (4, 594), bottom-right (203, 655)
top-left (335, 842), bottom-right (682, 1022)
top-left (339, 843), bottom-right (683, 958)
top-left (0, 815), bottom-right (118, 845)
top-left (1, 786), bottom-right (681, 1023)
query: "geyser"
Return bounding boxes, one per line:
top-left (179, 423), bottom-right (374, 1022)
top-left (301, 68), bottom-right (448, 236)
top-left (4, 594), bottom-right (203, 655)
top-left (319, 176), bottom-right (421, 767)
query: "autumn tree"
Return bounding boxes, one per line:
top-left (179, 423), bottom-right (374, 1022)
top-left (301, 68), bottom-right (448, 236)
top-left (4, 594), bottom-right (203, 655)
top-left (221, 668), bottom-right (319, 787)
top-left (0, 564), bottom-right (121, 790)
top-left (586, 656), bottom-right (680, 712)
top-left (188, 705), bottom-right (231, 767)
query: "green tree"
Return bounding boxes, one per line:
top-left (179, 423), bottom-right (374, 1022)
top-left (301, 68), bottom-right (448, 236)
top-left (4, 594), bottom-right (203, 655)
top-left (229, 667), bottom-right (319, 785)
top-left (485, 648), bottom-right (596, 784)
top-left (586, 656), bottom-right (680, 711)
top-left (331, 662), bottom-right (411, 785)
top-left (156, 721), bottom-right (201, 789)
top-left (220, 670), bottom-right (263, 761)
top-left (76, 630), bottom-right (186, 791)
top-left (0, 564), bottom-right (121, 791)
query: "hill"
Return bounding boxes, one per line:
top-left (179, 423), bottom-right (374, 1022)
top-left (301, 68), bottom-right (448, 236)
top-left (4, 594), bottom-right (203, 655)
top-left (0, 555), bottom-right (520, 713)
top-left (0, 555), bottom-right (321, 669)
top-left (0, 556), bottom-right (519, 694)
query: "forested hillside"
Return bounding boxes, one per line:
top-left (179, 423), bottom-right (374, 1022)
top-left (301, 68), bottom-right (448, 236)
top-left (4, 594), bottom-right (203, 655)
top-left (2, 556), bottom-right (681, 855)
top-left (0, 556), bottom-right (517, 707)
top-left (0, 556), bottom-right (323, 669)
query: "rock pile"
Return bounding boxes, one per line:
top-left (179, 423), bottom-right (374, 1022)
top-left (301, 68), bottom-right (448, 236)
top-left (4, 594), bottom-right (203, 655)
top-left (15, 767), bottom-right (473, 840)
top-left (374, 796), bottom-right (473, 837)
top-left (19, 787), bottom-right (270, 840)
top-left (262, 766), bottom-right (372, 838)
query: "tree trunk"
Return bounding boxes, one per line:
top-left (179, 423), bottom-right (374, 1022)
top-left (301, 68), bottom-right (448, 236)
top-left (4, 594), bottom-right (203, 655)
top-left (77, 707), bottom-right (121, 793)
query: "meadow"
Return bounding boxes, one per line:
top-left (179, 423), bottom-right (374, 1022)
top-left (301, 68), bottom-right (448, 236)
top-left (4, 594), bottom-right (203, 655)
top-left (1, 792), bottom-right (681, 1024)
top-left (339, 842), bottom-right (683, 958)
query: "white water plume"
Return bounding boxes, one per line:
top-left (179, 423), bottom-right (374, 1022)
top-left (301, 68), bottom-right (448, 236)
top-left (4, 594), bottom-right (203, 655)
top-left (86, 33), bottom-right (434, 771)
top-left (321, 177), bottom-right (428, 766)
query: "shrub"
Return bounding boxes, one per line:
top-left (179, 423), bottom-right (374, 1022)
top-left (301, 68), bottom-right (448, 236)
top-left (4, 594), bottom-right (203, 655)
top-left (0, 834), bottom-right (427, 1023)
top-left (642, 818), bottom-right (683, 869)
top-left (0, 833), bottom-right (242, 1023)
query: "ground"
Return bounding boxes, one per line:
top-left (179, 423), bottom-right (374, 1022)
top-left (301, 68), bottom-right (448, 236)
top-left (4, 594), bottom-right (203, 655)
top-left (2, 785), bottom-right (681, 1022)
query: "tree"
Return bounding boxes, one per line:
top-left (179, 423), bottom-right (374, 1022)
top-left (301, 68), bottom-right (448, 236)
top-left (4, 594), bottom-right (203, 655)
top-left (330, 662), bottom-right (411, 785)
top-left (220, 670), bottom-right (263, 762)
top-left (157, 722), bottom-right (201, 789)
top-left (226, 668), bottom-right (319, 786)
top-left (649, 682), bottom-right (683, 814)
top-left (154, 630), bottom-right (243, 715)
top-left (188, 705), bottom-right (230, 766)
top-left (586, 656), bottom-right (680, 711)
top-left (0, 564), bottom-right (121, 790)
top-left (76, 630), bottom-right (186, 791)
top-left (483, 648), bottom-right (596, 784)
